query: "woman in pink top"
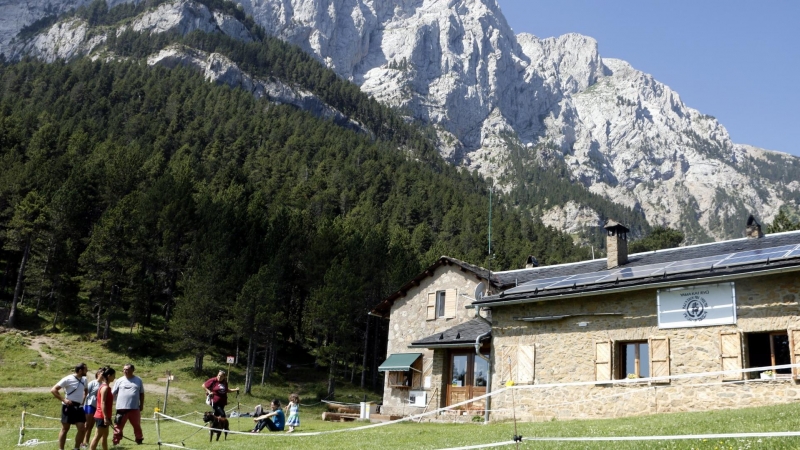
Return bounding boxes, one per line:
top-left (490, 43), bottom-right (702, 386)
top-left (90, 367), bottom-right (116, 450)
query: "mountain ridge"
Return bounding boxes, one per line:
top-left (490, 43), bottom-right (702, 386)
top-left (2, 0), bottom-right (798, 244)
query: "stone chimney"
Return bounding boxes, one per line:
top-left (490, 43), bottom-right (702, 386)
top-left (525, 255), bottom-right (538, 268)
top-left (604, 220), bottom-right (630, 269)
top-left (746, 214), bottom-right (764, 239)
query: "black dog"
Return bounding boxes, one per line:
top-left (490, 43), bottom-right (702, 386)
top-left (203, 411), bottom-right (229, 442)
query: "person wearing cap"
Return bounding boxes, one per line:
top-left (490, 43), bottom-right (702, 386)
top-left (202, 370), bottom-right (239, 418)
top-left (111, 363), bottom-right (145, 445)
top-left (51, 362), bottom-right (89, 450)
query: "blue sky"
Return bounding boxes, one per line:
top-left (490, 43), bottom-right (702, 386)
top-left (496, 0), bottom-right (800, 157)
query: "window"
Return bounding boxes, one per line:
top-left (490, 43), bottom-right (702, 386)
top-left (426, 289), bottom-right (456, 320)
top-left (385, 355), bottom-right (424, 388)
top-left (617, 341), bottom-right (649, 379)
top-left (745, 332), bottom-right (791, 377)
top-left (474, 356), bottom-right (489, 387)
top-left (436, 291), bottom-right (446, 318)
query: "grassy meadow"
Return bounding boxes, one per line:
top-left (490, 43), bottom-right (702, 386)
top-left (3, 313), bottom-right (800, 449)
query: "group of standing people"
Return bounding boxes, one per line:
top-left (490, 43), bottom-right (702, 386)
top-left (51, 362), bottom-right (298, 450)
top-left (51, 363), bottom-right (144, 450)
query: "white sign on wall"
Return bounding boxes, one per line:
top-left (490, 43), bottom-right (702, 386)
top-left (657, 282), bottom-right (736, 329)
top-left (409, 390), bottom-right (427, 407)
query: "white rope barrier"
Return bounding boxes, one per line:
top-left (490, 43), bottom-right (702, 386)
top-left (142, 410), bottom-right (202, 421)
top-left (22, 412), bottom-right (61, 421)
top-left (522, 431), bottom-right (800, 442)
top-left (509, 362), bottom-right (799, 392)
top-left (155, 387), bottom-right (510, 438)
top-left (18, 438), bottom-right (66, 447)
top-left (434, 431), bottom-right (800, 450)
top-left (435, 440), bottom-right (520, 450)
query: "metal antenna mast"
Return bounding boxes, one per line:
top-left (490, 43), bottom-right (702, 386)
top-left (488, 181), bottom-right (493, 268)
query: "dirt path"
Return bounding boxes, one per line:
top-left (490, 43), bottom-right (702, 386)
top-left (16, 337), bottom-right (194, 403)
top-left (27, 336), bottom-right (59, 367)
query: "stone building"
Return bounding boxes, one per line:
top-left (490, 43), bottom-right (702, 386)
top-left (374, 217), bottom-right (800, 421)
top-left (370, 256), bottom-right (496, 416)
top-left (475, 217), bottom-right (800, 420)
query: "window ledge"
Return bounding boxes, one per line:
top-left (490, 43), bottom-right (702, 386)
top-left (611, 378), bottom-right (658, 386)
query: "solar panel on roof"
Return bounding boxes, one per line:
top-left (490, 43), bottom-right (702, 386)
top-left (503, 275), bottom-right (571, 295)
top-left (499, 243), bottom-right (800, 298)
top-left (610, 264), bottom-right (668, 281)
top-left (663, 255), bottom-right (725, 275)
top-left (726, 244), bottom-right (797, 259)
top-left (666, 261), bottom-right (717, 274)
top-left (715, 246), bottom-right (796, 268)
top-left (543, 273), bottom-right (611, 289)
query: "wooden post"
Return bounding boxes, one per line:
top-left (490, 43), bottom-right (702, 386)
top-left (163, 371), bottom-right (172, 415)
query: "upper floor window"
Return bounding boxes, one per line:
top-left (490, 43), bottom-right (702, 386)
top-left (427, 289), bottom-right (456, 320)
top-left (435, 291), bottom-right (446, 318)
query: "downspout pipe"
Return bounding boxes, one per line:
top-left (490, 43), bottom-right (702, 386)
top-left (475, 306), bottom-right (492, 424)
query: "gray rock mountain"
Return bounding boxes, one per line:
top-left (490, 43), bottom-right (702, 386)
top-left (2, 0), bottom-right (797, 243)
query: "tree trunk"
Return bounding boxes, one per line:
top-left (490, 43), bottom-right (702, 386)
top-left (96, 281), bottom-right (106, 339)
top-left (35, 240), bottom-right (54, 315)
top-left (360, 315), bottom-right (370, 388)
top-left (244, 334), bottom-right (254, 394)
top-left (194, 351), bottom-right (204, 373)
top-left (52, 281), bottom-right (62, 331)
top-left (235, 336), bottom-right (240, 365)
top-left (327, 352), bottom-right (336, 399)
top-left (372, 319), bottom-right (382, 391)
top-left (268, 333), bottom-right (276, 376)
top-left (1, 257), bottom-right (11, 300)
top-left (7, 239), bottom-right (31, 328)
top-left (261, 338), bottom-right (269, 386)
top-left (350, 353), bottom-right (356, 383)
top-left (103, 285), bottom-right (116, 340)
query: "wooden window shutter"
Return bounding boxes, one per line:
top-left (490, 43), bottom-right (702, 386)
top-left (789, 329), bottom-right (800, 380)
top-left (649, 336), bottom-right (670, 384)
top-left (720, 331), bottom-right (742, 381)
top-left (444, 288), bottom-right (457, 318)
top-left (411, 358), bottom-right (423, 388)
top-left (499, 346), bottom-right (516, 382)
top-left (426, 292), bottom-right (436, 321)
top-left (517, 345), bottom-right (535, 384)
top-left (595, 340), bottom-right (612, 382)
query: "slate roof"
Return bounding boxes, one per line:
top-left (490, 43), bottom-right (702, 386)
top-left (478, 230), bottom-right (800, 306)
top-left (409, 318), bottom-right (491, 348)
top-left (370, 256), bottom-right (496, 318)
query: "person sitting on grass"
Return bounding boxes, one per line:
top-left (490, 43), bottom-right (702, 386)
top-left (251, 399), bottom-right (284, 432)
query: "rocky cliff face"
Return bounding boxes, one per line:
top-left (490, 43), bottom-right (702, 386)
top-left (3, 0), bottom-right (798, 242)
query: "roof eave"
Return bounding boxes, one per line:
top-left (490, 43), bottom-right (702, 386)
top-left (409, 338), bottom-right (491, 349)
top-left (476, 264), bottom-right (800, 308)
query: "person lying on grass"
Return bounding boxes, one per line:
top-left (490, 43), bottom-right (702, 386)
top-left (251, 399), bottom-right (285, 432)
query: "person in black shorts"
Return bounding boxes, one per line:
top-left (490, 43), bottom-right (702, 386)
top-left (51, 362), bottom-right (89, 450)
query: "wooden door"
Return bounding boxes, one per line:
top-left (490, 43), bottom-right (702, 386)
top-left (446, 352), bottom-right (489, 412)
top-left (446, 354), bottom-right (470, 407)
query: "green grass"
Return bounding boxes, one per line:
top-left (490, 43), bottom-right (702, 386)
top-left (3, 324), bottom-right (800, 449)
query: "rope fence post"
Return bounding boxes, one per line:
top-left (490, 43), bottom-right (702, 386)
top-left (18, 405), bottom-right (26, 446)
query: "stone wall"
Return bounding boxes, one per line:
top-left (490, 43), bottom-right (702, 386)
top-left (489, 272), bottom-right (800, 421)
top-left (381, 265), bottom-right (487, 415)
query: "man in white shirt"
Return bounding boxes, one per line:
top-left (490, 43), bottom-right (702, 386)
top-left (112, 363), bottom-right (145, 445)
top-left (50, 362), bottom-right (88, 450)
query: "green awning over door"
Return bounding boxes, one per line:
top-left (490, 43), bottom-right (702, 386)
top-left (378, 353), bottom-right (422, 372)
